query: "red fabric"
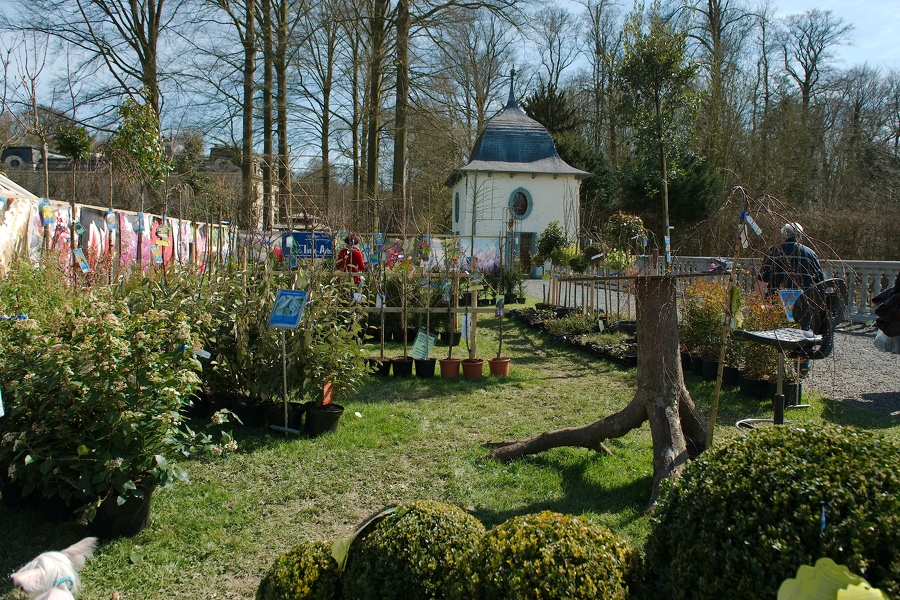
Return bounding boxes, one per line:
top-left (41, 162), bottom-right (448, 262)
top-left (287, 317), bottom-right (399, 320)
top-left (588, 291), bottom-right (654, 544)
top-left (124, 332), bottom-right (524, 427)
top-left (337, 247), bottom-right (366, 282)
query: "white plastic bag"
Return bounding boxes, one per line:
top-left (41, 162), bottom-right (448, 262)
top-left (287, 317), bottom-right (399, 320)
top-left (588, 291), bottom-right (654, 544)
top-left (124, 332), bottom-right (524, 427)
top-left (874, 330), bottom-right (900, 354)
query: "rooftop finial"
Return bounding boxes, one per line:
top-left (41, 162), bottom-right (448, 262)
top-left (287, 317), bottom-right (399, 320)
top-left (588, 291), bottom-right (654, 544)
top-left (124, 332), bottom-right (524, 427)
top-left (506, 68), bottom-right (517, 108)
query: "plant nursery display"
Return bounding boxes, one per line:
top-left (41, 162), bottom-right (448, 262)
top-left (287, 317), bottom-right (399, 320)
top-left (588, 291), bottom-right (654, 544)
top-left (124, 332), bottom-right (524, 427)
top-left (0, 291), bottom-right (237, 536)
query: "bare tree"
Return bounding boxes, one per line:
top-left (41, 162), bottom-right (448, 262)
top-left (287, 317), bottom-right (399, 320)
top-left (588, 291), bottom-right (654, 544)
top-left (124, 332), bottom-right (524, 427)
top-left (429, 9), bottom-right (514, 155)
top-left (778, 9), bottom-right (852, 109)
top-left (527, 5), bottom-right (583, 90)
top-left (576, 0), bottom-right (623, 161)
top-left (486, 276), bottom-right (707, 508)
top-left (685, 0), bottom-right (754, 176)
top-left (294, 0), bottom-right (342, 223)
top-left (2, 0), bottom-right (190, 122)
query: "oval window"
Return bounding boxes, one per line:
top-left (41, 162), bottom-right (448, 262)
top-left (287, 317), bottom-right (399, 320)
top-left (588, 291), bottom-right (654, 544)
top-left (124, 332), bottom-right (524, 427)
top-left (512, 191), bottom-right (528, 216)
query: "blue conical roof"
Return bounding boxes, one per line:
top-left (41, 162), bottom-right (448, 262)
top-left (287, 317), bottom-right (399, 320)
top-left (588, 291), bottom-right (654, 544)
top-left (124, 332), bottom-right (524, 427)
top-left (454, 84), bottom-right (589, 180)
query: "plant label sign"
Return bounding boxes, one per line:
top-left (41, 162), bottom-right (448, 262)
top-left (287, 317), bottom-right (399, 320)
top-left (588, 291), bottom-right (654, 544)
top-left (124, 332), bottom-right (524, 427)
top-left (411, 330), bottom-right (436, 360)
top-left (268, 289), bottom-right (310, 330)
top-left (73, 248), bottom-right (90, 273)
top-left (779, 289), bottom-right (803, 323)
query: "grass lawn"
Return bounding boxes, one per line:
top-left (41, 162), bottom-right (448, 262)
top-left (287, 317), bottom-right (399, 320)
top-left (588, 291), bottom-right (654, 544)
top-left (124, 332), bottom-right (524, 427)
top-left (2, 310), bottom-right (897, 599)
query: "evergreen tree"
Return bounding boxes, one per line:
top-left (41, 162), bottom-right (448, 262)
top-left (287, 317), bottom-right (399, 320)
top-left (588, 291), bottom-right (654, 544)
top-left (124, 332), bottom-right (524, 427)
top-left (522, 83), bottom-right (578, 135)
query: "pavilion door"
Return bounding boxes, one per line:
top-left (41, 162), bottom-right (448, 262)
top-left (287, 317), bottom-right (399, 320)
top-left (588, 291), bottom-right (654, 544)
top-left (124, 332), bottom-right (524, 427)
top-left (519, 232), bottom-right (533, 274)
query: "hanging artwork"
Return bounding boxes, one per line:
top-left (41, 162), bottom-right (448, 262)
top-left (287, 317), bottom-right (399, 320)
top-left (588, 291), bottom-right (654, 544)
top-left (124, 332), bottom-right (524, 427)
top-left (79, 207), bottom-right (109, 272)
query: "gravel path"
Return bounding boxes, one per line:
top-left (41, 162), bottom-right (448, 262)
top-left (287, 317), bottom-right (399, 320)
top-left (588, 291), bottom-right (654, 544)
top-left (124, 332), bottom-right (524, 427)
top-left (524, 279), bottom-right (900, 419)
top-left (805, 323), bottom-right (900, 418)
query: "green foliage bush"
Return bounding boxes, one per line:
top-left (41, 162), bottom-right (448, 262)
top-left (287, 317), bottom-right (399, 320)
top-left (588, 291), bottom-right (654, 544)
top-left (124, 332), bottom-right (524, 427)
top-left (457, 511), bottom-right (634, 599)
top-left (341, 501), bottom-right (485, 600)
top-left (642, 425), bottom-right (900, 599)
top-left (0, 294), bottom-right (235, 519)
top-left (256, 540), bottom-right (340, 600)
top-left (735, 289), bottom-right (793, 379)
top-left (680, 279), bottom-right (727, 358)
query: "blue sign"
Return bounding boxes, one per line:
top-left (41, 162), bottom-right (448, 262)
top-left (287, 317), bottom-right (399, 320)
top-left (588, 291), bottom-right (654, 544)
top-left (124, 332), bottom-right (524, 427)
top-left (283, 232), bottom-right (333, 262)
top-left (268, 289), bottom-right (310, 330)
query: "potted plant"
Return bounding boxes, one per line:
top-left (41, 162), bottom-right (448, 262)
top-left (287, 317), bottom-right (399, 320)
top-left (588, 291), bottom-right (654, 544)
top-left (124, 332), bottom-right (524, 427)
top-left (0, 294), bottom-right (237, 538)
top-left (735, 289), bottom-right (791, 398)
top-left (439, 284), bottom-right (462, 378)
top-left (414, 250), bottom-right (438, 378)
top-left (681, 279), bottom-right (728, 381)
top-left (291, 269), bottom-right (370, 433)
top-left (391, 257), bottom-right (415, 377)
top-left (488, 298), bottom-right (511, 377)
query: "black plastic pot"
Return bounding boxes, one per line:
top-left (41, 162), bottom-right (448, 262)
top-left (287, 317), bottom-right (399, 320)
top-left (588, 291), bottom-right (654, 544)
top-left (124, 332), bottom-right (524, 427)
top-left (440, 331), bottom-right (462, 347)
top-left (414, 358), bottom-right (437, 378)
top-left (701, 357), bottom-right (719, 381)
top-left (305, 403), bottom-right (344, 437)
top-left (89, 486), bottom-right (154, 539)
top-left (392, 355), bottom-right (414, 377)
top-left (723, 365), bottom-right (741, 386)
top-left (366, 357), bottom-right (391, 377)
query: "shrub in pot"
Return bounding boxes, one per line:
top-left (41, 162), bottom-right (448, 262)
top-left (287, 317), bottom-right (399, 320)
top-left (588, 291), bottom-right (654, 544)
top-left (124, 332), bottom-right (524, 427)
top-left (256, 539), bottom-right (341, 600)
top-left (342, 501), bottom-right (485, 600)
top-left (680, 279), bottom-right (727, 362)
top-left (200, 263), bottom-right (367, 417)
top-left (0, 295), bottom-right (236, 530)
top-left (642, 425), bottom-right (900, 599)
top-left (456, 511), bottom-right (634, 599)
top-left (734, 289), bottom-right (793, 381)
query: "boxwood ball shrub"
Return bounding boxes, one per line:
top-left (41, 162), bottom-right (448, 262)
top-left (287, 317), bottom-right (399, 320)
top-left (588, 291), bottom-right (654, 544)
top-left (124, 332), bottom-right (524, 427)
top-left (458, 511), bottom-right (634, 599)
top-left (341, 501), bottom-right (485, 600)
top-left (642, 425), bottom-right (900, 599)
top-left (256, 540), bottom-right (340, 600)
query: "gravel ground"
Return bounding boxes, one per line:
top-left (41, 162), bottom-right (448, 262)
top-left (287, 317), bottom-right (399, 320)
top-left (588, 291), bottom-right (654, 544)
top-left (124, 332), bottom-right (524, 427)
top-left (805, 322), bottom-right (900, 418)
top-left (525, 279), bottom-right (900, 419)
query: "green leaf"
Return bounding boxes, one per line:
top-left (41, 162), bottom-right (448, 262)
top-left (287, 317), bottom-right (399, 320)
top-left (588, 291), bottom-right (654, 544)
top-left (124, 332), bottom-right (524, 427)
top-left (77, 444), bottom-right (90, 456)
top-left (173, 466), bottom-right (190, 482)
top-left (331, 537), bottom-right (351, 573)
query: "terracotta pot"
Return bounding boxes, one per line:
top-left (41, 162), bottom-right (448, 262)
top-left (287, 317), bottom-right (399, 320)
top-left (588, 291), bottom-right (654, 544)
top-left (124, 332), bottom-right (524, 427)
top-left (461, 358), bottom-right (484, 379)
top-left (488, 357), bottom-right (511, 377)
top-left (439, 358), bottom-right (461, 379)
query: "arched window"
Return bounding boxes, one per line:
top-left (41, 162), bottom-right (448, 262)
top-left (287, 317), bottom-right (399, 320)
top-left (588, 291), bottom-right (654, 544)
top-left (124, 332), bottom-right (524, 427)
top-left (508, 188), bottom-right (533, 219)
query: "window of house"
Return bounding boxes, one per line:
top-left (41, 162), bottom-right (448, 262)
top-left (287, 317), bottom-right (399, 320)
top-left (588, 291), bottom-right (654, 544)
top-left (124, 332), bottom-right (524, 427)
top-left (509, 188), bottom-right (532, 219)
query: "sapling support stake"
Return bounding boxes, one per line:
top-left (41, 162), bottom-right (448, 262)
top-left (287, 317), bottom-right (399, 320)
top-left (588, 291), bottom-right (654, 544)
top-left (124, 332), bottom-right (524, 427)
top-left (706, 188), bottom-right (751, 449)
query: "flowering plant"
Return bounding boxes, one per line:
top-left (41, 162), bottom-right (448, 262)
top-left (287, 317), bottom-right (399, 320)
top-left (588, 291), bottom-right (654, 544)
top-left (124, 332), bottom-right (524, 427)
top-left (0, 295), bottom-right (236, 521)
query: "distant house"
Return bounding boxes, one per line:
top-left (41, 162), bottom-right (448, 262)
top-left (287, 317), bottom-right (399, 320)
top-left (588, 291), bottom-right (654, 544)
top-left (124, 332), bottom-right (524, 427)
top-left (446, 78), bottom-right (588, 275)
top-left (1, 146), bottom-right (70, 171)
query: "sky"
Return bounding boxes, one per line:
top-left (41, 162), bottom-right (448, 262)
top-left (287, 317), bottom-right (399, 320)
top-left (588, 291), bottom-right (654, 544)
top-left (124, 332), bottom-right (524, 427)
top-left (774, 0), bottom-right (900, 70)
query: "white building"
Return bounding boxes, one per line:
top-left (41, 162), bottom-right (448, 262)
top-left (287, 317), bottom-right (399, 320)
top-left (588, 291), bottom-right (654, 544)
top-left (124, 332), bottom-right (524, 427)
top-left (446, 81), bottom-right (588, 275)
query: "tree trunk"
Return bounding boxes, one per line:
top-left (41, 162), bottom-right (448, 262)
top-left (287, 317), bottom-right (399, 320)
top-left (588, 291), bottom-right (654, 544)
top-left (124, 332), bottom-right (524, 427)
top-left (391, 0), bottom-right (410, 213)
top-left (261, 0), bottom-right (274, 230)
top-left (241, 0), bottom-right (257, 229)
top-left (275, 0), bottom-right (289, 228)
top-left (365, 0), bottom-right (389, 208)
top-left (484, 276), bottom-right (706, 509)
